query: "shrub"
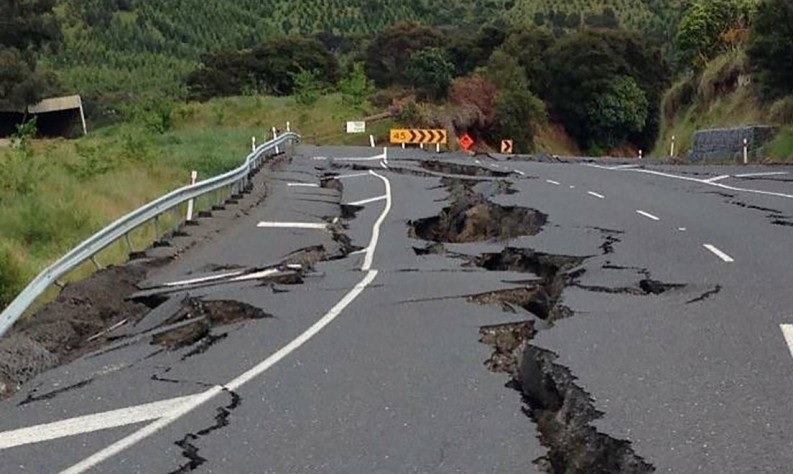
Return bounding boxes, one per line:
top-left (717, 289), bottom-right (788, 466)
top-left (770, 97), bottom-right (793, 125)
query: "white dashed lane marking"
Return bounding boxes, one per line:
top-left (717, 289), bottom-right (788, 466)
top-left (587, 191), bottom-right (605, 199)
top-left (636, 210), bottom-right (660, 221)
top-left (703, 244), bottom-right (734, 263)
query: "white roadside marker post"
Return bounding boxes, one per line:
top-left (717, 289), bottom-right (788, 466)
top-left (286, 121), bottom-right (291, 132)
top-left (369, 134), bottom-right (375, 148)
top-left (743, 138), bottom-right (749, 165)
top-left (273, 127), bottom-right (279, 154)
top-left (639, 149), bottom-right (643, 160)
top-left (186, 171), bottom-right (198, 222)
top-left (670, 135), bottom-right (676, 159)
top-left (251, 136), bottom-right (256, 152)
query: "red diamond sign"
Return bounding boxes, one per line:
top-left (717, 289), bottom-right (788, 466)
top-left (459, 133), bottom-right (474, 151)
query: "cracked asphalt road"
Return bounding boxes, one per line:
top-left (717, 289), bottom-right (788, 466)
top-left (1, 146), bottom-right (793, 473)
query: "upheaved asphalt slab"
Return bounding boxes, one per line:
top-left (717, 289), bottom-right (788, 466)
top-left (1, 146), bottom-right (793, 473)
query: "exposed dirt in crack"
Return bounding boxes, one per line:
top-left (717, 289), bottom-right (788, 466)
top-left (420, 160), bottom-right (513, 178)
top-left (467, 248), bottom-right (585, 321)
top-left (409, 178), bottom-right (547, 243)
top-left (168, 388), bottom-right (241, 473)
top-left (151, 298), bottom-right (271, 353)
top-left (480, 320), bottom-right (655, 473)
top-left (466, 247), bottom-right (653, 471)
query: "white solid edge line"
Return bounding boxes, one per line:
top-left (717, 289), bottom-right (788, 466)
top-left (735, 171), bottom-right (788, 178)
top-left (59, 162), bottom-right (395, 474)
top-left (624, 168), bottom-right (793, 200)
top-left (331, 153), bottom-right (387, 162)
top-left (703, 244), bottom-right (734, 263)
top-left (780, 324), bottom-right (793, 361)
top-left (704, 175), bottom-right (730, 183)
top-left (229, 268), bottom-right (281, 282)
top-left (347, 195), bottom-right (387, 206)
top-left (0, 395), bottom-right (198, 450)
top-left (161, 270), bottom-right (246, 287)
top-left (546, 180), bottom-right (560, 185)
top-left (362, 170), bottom-right (392, 272)
top-left (587, 191), bottom-right (605, 199)
top-left (514, 170), bottom-right (526, 176)
top-left (286, 183), bottom-right (319, 187)
top-left (256, 222), bottom-right (328, 230)
top-left (334, 172), bottom-right (371, 179)
top-left (636, 210), bottom-right (661, 221)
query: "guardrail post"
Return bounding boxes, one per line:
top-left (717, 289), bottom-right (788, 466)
top-left (286, 121), bottom-right (291, 132)
top-left (153, 214), bottom-right (161, 242)
top-left (186, 170), bottom-right (197, 222)
top-left (124, 232), bottom-right (134, 254)
top-left (251, 136), bottom-right (256, 152)
top-left (273, 127), bottom-right (280, 155)
top-left (90, 255), bottom-right (102, 270)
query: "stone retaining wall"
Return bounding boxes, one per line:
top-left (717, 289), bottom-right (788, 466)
top-left (688, 125), bottom-right (777, 163)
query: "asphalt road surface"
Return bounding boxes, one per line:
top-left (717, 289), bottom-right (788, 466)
top-left (1, 145), bottom-right (793, 473)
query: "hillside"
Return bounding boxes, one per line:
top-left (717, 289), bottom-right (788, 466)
top-left (656, 50), bottom-right (793, 161)
top-left (49, 0), bottom-right (684, 99)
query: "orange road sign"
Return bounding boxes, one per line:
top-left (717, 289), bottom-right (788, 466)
top-left (459, 133), bottom-right (474, 151)
top-left (390, 129), bottom-right (447, 144)
top-left (501, 139), bottom-right (514, 154)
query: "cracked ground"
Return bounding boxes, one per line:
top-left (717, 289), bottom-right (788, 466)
top-left (1, 147), bottom-right (793, 473)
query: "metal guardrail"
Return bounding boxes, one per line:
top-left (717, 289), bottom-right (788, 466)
top-left (0, 132), bottom-right (300, 338)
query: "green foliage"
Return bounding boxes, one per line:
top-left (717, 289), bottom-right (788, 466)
top-left (365, 22), bottom-right (444, 88)
top-left (186, 36), bottom-right (339, 100)
top-left (544, 29), bottom-right (670, 150)
top-left (406, 48), bottom-right (455, 101)
top-left (493, 88), bottom-right (545, 154)
top-left (675, 0), bottom-right (755, 69)
top-left (0, 242), bottom-right (25, 308)
top-left (65, 142), bottom-right (114, 179)
top-left (338, 63), bottom-right (374, 110)
top-left (396, 102), bottom-right (422, 127)
top-left (770, 97), bottom-right (793, 125)
top-left (0, 0), bottom-right (61, 110)
top-left (484, 51), bottom-right (544, 153)
top-left (484, 49), bottom-right (530, 92)
top-left (291, 69), bottom-right (323, 106)
top-left (747, 0), bottom-right (793, 100)
top-left (587, 76), bottom-right (649, 150)
top-left (0, 119), bottom-right (45, 198)
top-left (498, 27), bottom-right (555, 96)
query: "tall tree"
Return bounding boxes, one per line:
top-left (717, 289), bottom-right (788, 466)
top-left (0, 0), bottom-right (61, 110)
top-left (747, 0), bottom-right (793, 100)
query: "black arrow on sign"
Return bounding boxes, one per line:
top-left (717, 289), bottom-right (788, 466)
top-left (409, 129), bottom-right (420, 144)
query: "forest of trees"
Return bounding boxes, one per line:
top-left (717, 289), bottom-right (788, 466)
top-left (3, 0), bottom-right (793, 154)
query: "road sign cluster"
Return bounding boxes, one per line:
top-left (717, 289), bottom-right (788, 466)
top-left (390, 129), bottom-right (448, 145)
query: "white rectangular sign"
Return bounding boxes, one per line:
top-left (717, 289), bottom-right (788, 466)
top-left (346, 121), bottom-right (366, 134)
